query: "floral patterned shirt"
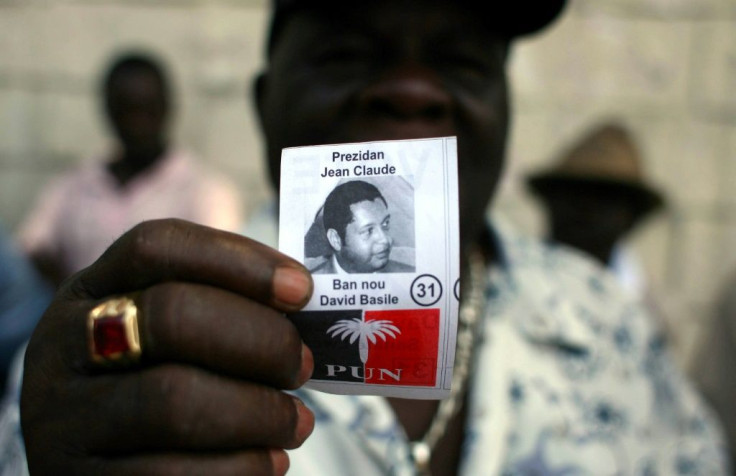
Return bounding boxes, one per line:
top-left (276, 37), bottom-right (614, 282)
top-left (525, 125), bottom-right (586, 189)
top-left (286, 224), bottom-right (729, 475)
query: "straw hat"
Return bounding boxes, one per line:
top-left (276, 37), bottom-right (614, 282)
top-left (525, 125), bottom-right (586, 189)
top-left (527, 123), bottom-right (664, 219)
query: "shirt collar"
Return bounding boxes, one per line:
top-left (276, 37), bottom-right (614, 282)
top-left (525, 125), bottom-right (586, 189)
top-left (96, 148), bottom-right (188, 191)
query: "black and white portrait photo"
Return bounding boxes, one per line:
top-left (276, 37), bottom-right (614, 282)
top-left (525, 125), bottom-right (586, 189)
top-left (304, 177), bottom-right (415, 275)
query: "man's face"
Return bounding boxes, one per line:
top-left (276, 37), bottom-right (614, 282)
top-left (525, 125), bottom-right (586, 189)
top-left (106, 70), bottom-right (169, 157)
top-left (335, 198), bottom-right (392, 273)
top-left (257, 0), bottom-right (509, 249)
top-left (544, 183), bottom-right (638, 263)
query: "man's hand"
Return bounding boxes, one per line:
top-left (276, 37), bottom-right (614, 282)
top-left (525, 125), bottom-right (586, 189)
top-left (21, 219), bottom-right (315, 476)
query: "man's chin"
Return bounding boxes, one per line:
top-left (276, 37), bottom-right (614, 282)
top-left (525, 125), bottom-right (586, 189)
top-left (333, 123), bottom-right (455, 144)
top-left (369, 257), bottom-right (390, 271)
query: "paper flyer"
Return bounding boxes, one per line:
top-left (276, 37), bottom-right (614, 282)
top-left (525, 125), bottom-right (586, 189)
top-left (279, 137), bottom-right (459, 399)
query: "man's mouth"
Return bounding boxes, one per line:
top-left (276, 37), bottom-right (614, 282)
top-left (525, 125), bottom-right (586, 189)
top-left (374, 250), bottom-right (390, 261)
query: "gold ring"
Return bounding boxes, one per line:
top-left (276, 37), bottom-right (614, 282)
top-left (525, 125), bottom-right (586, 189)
top-left (87, 296), bottom-right (142, 366)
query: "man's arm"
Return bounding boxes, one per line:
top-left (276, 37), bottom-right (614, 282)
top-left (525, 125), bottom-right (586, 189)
top-left (0, 225), bottom-right (52, 386)
top-left (16, 177), bottom-right (70, 286)
top-left (21, 219), bottom-right (315, 475)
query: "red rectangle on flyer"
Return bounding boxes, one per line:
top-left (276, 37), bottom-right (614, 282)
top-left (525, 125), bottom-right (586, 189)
top-left (364, 309), bottom-right (439, 386)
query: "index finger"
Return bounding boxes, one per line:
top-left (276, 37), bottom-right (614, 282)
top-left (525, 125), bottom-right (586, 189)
top-left (65, 219), bottom-right (312, 312)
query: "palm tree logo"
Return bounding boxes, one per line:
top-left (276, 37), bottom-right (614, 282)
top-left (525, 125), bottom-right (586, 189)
top-left (327, 318), bottom-right (401, 364)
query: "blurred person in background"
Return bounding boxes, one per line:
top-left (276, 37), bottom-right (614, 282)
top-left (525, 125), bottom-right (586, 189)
top-left (0, 222), bottom-right (51, 394)
top-left (527, 122), bottom-right (664, 300)
top-left (17, 51), bottom-right (243, 286)
top-left (694, 271), bottom-right (736, 467)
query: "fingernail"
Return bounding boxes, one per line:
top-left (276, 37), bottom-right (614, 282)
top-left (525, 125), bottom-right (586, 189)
top-left (270, 449), bottom-right (290, 476)
top-left (273, 266), bottom-right (312, 307)
top-left (298, 344), bottom-right (314, 386)
top-left (292, 396), bottom-right (315, 444)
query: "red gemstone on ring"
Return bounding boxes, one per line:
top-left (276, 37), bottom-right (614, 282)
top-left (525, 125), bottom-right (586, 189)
top-left (93, 314), bottom-right (130, 357)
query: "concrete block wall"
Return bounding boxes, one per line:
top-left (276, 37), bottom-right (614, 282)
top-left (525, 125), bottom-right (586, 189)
top-left (0, 0), bottom-right (733, 370)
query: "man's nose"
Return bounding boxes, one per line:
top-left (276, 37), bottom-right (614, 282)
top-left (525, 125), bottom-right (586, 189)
top-left (358, 65), bottom-right (452, 122)
top-left (373, 227), bottom-right (391, 246)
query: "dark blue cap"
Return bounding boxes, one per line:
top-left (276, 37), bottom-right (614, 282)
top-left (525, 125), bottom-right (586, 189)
top-left (267, 0), bottom-right (567, 53)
